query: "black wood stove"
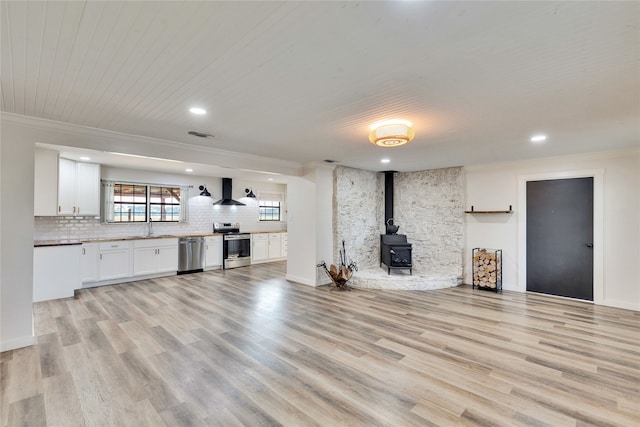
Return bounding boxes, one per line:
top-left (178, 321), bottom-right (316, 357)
top-left (380, 234), bottom-right (413, 275)
top-left (380, 171), bottom-right (413, 275)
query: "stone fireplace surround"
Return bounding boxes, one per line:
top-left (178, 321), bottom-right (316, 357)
top-left (333, 166), bottom-right (464, 290)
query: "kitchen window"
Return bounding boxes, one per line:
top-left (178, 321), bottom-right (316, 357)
top-left (259, 200), bottom-right (281, 221)
top-left (103, 181), bottom-right (187, 223)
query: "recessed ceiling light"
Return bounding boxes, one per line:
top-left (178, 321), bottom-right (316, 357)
top-left (79, 156), bottom-right (91, 161)
top-left (381, 158), bottom-right (390, 164)
top-left (530, 134), bottom-right (547, 143)
top-left (189, 107), bottom-right (206, 115)
top-left (185, 168), bottom-right (193, 173)
top-left (268, 178), bottom-right (274, 181)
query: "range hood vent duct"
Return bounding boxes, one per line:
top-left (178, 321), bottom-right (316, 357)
top-left (212, 178), bottom-right (245, 206)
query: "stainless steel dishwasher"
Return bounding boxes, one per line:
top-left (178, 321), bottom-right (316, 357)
top-left (178, 236), bottom-right (205, 274)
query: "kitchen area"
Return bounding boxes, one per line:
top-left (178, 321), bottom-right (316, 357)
top-left (33, 145), bottom-right (288, 303)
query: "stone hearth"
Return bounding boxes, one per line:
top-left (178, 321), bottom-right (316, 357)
top-left (350, 267), bottom-right (461, 290)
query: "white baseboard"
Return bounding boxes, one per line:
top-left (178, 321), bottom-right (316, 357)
top-left (1, 335), bottom-right (36, 352)
top-left (602, 299), bottom-right (640, 312)
top-left (285, 274), bottom-right (321, 287)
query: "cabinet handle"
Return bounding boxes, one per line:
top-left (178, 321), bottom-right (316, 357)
top-left (82, 248), bottom-right (86, 255)
top-left (58, 205), bottom-right (61, 213)
top-left (100, 254), bottom-right (102, 260)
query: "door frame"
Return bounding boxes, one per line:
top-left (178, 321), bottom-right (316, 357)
top-left (517, 169), bottom-right (604, 304)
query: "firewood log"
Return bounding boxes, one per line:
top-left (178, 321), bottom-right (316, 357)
top-left (330, 264), bottom-right (338, 278)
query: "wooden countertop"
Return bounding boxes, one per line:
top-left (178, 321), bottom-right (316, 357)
top-left (34, 230), bottom-right (287, 247)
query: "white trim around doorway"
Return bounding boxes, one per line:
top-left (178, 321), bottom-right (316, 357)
top-left (517, 169), bottom-right (605, 305)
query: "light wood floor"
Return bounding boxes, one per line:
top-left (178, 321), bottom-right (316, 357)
top-left (2, 261), bottom-right (639, 426)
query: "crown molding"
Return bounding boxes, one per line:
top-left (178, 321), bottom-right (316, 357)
top-left (1, 112), bottom-right (302, 176)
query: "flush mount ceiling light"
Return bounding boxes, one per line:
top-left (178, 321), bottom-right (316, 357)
top-left (369, 120), bottom-right (415, 147)
top-left (189, 107), bottom-right (206, 115)
top-left (381, 158), bottom-right (391, 164)
top-left (530, 134), bottom-right (547, 143)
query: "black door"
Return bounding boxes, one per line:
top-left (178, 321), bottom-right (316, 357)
top-left (526, 178), bottom-right (594, 301)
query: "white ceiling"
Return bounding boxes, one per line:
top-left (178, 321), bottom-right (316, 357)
top-left (2, 1), bottom-right (638, 174)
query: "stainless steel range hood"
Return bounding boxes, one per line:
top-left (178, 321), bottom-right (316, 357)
top-left (212, 178), bottom-right (245, 206)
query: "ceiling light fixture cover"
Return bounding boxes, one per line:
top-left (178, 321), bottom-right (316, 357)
top-left (189, 107), bottom-right (206, 115)
top-left (369, 120), bottom-right (415, 147)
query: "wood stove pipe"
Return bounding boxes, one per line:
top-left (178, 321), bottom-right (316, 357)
top-left (384, 171), bottom-right (397, 234)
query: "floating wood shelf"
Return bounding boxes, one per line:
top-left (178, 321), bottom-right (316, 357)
top-left (465, 205), bottom-right (513, 214)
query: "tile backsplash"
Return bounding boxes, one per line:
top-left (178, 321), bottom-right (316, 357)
top-left (35, 195), bottom-right (286, 241)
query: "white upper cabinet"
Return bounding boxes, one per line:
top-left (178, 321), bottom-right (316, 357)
top-left (34, 148), bottom-right (101, 216)
top-left (57, 157), bottom-right (77, 215)
top-left (58, 158), bottom-right (100, 216)
top-left (75, 162), bottom-right (101, 216)
top-left (34, 148), bottom-right (60, 216)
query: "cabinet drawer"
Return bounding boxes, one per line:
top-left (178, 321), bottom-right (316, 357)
top-left (205, 236), bottom-right (222, 243)
top-left (252, 234), bottom-right (268, 241)
top-left (99, 241), bottom-right (130, 251)
top-left (133, 238), bottom-right (178, 249)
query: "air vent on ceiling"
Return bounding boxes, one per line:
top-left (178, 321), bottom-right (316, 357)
top-left (188, 131), bottom-right (214, 138)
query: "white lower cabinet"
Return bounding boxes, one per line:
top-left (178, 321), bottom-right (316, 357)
top-left (98, 241), bottom-right (132, 281)
top-left (33, 245), bottom-right (82, 302)
top-left (81, 243), bottom-right (98, 283)
top-left (205, 236), bottom-right (223, 270)
top-left (268, 233), bottom-right (282, 259)
top-left (281, 232), bottom-right (288, 258)
top-left (133, 238), bottom-right (178, 276)
top-left (252, 232), bottom-right (287, 264)
top-left (252, 234), bottom-right (268, 262)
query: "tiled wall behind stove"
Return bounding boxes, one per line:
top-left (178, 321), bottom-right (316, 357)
top-left (34, 194), bottom-right (286, 241)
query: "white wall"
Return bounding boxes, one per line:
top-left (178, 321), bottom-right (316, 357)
top-left (464, 148), bottom-right (640, 311)
top-left (285, 164), bottom-right (334, 286)
top-left (1, 123), bottom-right (36, 351)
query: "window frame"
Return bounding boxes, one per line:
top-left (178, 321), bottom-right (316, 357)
top-left (106, 182), bottom-right (184, 223)
top-left (259, 200), bottom-right (281, 222)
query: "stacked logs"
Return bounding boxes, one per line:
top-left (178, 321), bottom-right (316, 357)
top-left (473, 248), bottom-right (501, 289)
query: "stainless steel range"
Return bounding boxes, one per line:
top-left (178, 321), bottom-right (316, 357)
top-left (213, 223), bottom-right (251, 269)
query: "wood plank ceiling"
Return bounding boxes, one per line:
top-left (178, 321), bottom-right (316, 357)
top-left (1, 1), bottom-right (638, 172)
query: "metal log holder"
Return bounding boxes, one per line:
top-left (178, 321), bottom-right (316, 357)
top-left (472, 248), bottom-right (503, 293)
top-left (317, 241), bottom-right (358, 291)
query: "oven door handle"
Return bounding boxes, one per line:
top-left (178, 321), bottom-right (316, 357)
top-left (224, 235), bottom-right (250, 241)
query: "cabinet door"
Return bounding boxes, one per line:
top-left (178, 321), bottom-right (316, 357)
top-left (252, 235), bottom-right (268, 262)
top-left (81, 243), bottom-right (98, 282)
top-left (99, 250), bottom-right (130, 280)
top-left (33, 246), bottom-right (81, 302)
top-left (281, 233), bottom-right (288, 258)
top-left (75, 162), bottom-right (100, 216)
top-left (133, 247), bottom-right (157, 276)
top-left (268, 234), bottom-right (281, 259)
top-left (205, 237), bottom-right (222, 268)
top-left (156, 245), bottom-right (179, 273)
top-left (34, 148), bottom-right (59, 216)
top-left (58, 157), bottom-right (76, 215)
